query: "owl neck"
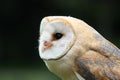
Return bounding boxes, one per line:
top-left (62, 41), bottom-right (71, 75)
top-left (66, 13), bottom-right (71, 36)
top-left (44, 58), bottom-right (79, 80)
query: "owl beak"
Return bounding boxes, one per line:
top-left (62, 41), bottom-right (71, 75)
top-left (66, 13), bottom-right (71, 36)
top-left (42, 41), bottom-right (53, 52)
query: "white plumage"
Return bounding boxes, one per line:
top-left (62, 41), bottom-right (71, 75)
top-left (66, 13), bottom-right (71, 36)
top-left (39, 16), bottom-right (120, 80)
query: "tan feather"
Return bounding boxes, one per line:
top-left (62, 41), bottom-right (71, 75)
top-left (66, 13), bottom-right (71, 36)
top-left (39, 16), bottom-right (120, 80)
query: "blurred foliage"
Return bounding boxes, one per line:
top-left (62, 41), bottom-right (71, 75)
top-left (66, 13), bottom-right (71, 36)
top-left (0, 0), bottom-right (120, 80)
top-left (0, 66), bottom-right (60, 80)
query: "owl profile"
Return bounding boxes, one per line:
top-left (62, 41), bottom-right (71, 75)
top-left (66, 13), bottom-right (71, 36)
top-left (39, 16), bottom-right (120, 80)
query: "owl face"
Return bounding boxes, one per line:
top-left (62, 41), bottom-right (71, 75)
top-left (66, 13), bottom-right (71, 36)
top-left (39, 17), bottom-right (75, 60)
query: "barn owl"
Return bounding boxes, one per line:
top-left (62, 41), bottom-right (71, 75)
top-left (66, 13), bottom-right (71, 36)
top-left (39, 16), bottom-right (120, 80)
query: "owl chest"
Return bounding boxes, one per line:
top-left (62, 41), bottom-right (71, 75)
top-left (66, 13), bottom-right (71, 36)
top-left (45, 60), bottom-right (78, 80)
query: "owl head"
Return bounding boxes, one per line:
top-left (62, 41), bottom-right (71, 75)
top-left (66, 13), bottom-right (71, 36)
top-left (39, 16), bottom-right (76, 60)
top-left (39, 16), bottom-right (98, 61)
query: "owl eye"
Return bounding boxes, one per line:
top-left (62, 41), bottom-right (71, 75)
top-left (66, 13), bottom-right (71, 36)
top-left (53, 33), bottom-right (63, 40)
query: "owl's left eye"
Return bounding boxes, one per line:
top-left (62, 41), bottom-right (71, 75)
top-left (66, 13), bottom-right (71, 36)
top-left (53, 33), bottom-right (63, 40)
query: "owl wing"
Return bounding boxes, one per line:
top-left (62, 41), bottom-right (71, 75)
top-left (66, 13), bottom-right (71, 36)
top-left (74, 39), bottom-right (120, 80)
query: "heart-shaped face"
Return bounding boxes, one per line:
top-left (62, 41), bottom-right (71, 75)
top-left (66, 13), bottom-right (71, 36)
top-left (39, 17), bottom-right (75, 60)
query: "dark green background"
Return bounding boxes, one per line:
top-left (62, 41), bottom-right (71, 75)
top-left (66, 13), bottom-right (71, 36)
top-left (0, 0), bottom-right (120, 80)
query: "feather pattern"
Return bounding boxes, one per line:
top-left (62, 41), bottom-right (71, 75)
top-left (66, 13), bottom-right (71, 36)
top-left (74, 39), bottom-right (120, 80)
top-left (39, 16), bottom-right (120, 80)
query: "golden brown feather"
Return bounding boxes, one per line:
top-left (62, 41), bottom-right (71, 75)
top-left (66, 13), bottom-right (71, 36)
top-left (74, 32), bottom-right (120, 80)
top-left (39, 16), bottom-right (120, 80)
